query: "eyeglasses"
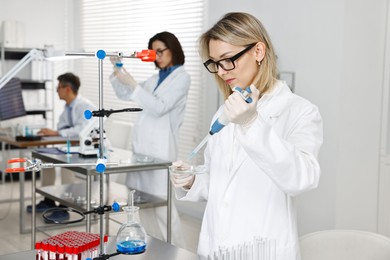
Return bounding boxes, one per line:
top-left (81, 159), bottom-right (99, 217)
top-left (203, 43), bottom-right (256, 73)
top-left (57, 84), bottom-right (68, 90)
top-left (156, 48), bottom-right (168, 57)
top-left (57, 83), bottom-right (71, 90)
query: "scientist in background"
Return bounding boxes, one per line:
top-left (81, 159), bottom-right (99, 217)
top-left (27, 72), bottom-right (96, 222)
top-left (38, 72), bottom-right (96, 137)
top-left (109, 31), bottom-right (191, 246)
top-left (170, 12), bottom-right (323, 259)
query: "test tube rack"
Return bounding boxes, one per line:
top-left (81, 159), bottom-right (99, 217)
top-left (35, 231), bottom-right (108, 260)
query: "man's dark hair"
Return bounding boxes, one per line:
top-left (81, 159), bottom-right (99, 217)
top-left (57, 72), bottom-right (81, 94)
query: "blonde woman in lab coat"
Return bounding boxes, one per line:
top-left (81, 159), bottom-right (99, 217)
top-left (109, 31), bottom-right (191, 246)
top-left (170, 12), bottom-right (323, 259)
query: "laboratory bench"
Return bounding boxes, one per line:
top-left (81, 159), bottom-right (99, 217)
top-left (28, 148), bottom-right (172, 249)
top-left (0, 235), bottom-right (199, 260)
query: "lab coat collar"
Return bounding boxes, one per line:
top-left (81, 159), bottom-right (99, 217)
top-left (153, 66), bottom-right (185, 94)
top-left (258, 80), bottom-right (292, 120)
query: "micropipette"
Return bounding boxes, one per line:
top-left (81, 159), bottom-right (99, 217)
top-left (188, 86), bottom-right (253, 160)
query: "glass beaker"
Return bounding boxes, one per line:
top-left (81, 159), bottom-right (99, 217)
top-left (116, 206), bottom-right (147, 254)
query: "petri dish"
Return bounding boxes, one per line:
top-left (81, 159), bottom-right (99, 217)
top-left (119, 158), bottom-right (133, 165)
top-left (169, 165), bottom-right (207, 175)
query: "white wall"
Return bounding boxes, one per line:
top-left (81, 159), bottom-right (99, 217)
top-left (1, 0), bottom-right (389, 237)
top-left (336, 0), bottom-right (386, 231)
top-left (0, 0), bottom-right (68, 48)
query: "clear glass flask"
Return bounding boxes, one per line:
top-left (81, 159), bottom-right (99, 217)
top-left (116, 206), bottom-right (147, 254)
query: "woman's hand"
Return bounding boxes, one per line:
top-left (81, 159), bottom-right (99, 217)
top-left (169, 160), bottom-right (195, 189)
top-left (110, 56), bottom-right (122, 67)
top-left (114, 68), bottom-right (137, 90)
top-left (38, 128), bottom-right (59, 136)
top-left (223, 84), bottom-right (260, 127)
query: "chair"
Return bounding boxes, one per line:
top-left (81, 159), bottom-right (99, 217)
top-left (105, 119), bottom-right (133, 183)
top-left (105, 119), bottom-right (133, 150)
top-left (300, 229), bottom-right (390, 260)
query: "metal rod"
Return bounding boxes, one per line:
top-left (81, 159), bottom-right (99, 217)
top-left (86, 174), bottom-right (91, 232)
top-left (65, 52), bottom-right (96, 57)
top-left (167, 168), bottom-right (172, 243)
top-left (20, 153), bottom-right (26, 234)
top-left (31, 169), bottom-right (36, 249)
top-left (65, 51), bottom-right (137, 58)
top-left (43, 162), bottom-right (118, 168)
top-left (98, 55), bottom-right (105, 255)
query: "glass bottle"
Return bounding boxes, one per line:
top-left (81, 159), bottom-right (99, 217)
top-left (116, 206), bottom-right (147, 254)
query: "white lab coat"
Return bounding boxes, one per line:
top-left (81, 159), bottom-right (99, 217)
top-left (110, 65), bottom-right (191, 195)
top-left (175, 81), bottom-right (323, 259)
top-left (43, 95), bottom-right (96, 189)
top-left (57, 95), bottom-right (97, 137)
top-left (110, 66), bottom-right (190, 246)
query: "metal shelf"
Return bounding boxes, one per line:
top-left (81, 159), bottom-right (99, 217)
top-left (0, 47), bottom-right (31, 59)
top-left (36, 181), bottom-right (167, 212)
top-left (21, 80), bottom-right (49, 90)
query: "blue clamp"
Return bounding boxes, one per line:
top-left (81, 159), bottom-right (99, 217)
top-left (95, 158), bottom-right (107, 173)
top-left (96, 50), bottom-right (106, 60)
top-left (84, 110), bottom-right (93, 120)
top-left (112, 201), bottom-right (120, 212)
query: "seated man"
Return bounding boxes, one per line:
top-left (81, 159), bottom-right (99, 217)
top-left (27, 72), bottom-right (96, 222)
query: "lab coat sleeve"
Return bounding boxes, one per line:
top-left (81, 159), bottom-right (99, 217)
top-left (238, 103), bottom-right (323, 196)
top-left (131, 71), bottom-right (190, 117)
top-left (174, 141), bottom-right (211, 201)
top-left (109, 73), bottom-right (136, 101)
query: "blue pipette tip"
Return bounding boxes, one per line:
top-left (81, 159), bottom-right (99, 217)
top-left (187, 152), bottom-right (196, 161)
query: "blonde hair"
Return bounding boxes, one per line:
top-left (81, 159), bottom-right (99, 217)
top-left (199, 12), bottom-right (278, 99)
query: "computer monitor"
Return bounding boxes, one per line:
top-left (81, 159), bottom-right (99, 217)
top-left (0, 78), bottom-right (27, 120)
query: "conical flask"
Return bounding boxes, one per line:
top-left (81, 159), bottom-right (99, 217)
top-left (116, 206), bottom-right (147, 254)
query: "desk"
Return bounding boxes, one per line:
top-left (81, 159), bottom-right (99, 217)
top-left (31, 149), bottom-right (172, 248)
top-left (0, 135), bottom-right (78, 148)
top-left (0, 236), bottom-right (199, 260)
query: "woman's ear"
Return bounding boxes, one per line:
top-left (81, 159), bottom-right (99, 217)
top-left (255, 42), bottom-right (266, 63)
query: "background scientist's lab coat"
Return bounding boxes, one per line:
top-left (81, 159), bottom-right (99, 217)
top-left (57, 95), bottom-right (97, 137)
top-left (175, 81), bottom-right (323, 259)
top-left (110, 66), bottom-right (191, 196)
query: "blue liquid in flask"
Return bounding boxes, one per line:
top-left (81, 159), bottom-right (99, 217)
top-left (117, 240), bottom-right (146, 254)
